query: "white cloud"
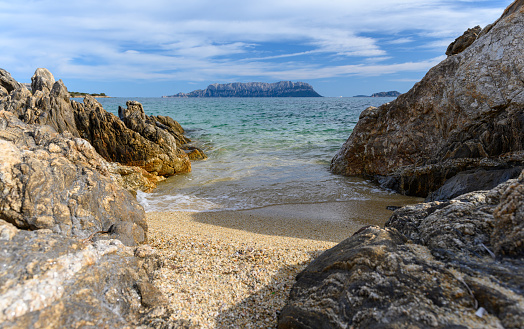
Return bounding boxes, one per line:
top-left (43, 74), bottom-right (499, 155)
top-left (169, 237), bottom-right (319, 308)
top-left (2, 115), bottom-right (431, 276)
top-left (0, 0), bottom-right (513, 85)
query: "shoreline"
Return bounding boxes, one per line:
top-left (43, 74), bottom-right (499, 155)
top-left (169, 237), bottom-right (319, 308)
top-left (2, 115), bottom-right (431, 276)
top-left (145, 198), bottom-right (422, 327)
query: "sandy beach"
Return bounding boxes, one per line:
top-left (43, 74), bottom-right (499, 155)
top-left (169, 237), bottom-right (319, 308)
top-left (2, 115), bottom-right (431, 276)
top-left (146, 198), bottom-right (422, 328)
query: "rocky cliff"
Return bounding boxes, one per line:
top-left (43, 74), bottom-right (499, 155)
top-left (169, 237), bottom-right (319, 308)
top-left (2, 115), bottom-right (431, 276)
top-left (165, 81), bottom-right (322, 97)
top-left (331, 0), bottom-right (524, 198)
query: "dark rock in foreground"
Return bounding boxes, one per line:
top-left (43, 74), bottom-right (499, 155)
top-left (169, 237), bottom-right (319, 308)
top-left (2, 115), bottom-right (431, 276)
top-left (278, 171), bottom-right (524, 328)
top-left (331, 1), bottom-right (524, 197)
top-left (165, 81), bottom-right (322, 97)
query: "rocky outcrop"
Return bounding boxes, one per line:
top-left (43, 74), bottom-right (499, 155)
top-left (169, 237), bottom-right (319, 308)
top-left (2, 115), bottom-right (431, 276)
top-left (331, 1), bottom-right (524, 197)
top-left (279, 171), bottom-right (524, 328)
top-left (165, 81), bottom-right (322, 97)
top-left (0, 104), bottom-right (175, 327)
top-left (0, 220), bottom-right (170, 328)
top-left (0, 110), bottom-right (146, 246)
top-left (0, 68), bottom-right (198, 187)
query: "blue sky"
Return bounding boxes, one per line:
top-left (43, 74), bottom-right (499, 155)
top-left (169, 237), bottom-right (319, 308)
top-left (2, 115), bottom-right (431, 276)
top-left (0, 0), bottom-right (513, 97)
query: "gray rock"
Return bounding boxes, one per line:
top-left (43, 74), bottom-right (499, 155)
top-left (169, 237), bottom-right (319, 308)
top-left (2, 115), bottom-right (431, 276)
top-left (331, 1), bottom-right (524, 198)
top-left (426, 167), bottom-right (523, 201)
top-left (0, 110), bottom-right (146, 245)
top-left (0, 220), bottom-right (169, 328)
top-left (279, 171), bottom-right (524, 329)
top-left (491, 170), bottom-right (524, 257)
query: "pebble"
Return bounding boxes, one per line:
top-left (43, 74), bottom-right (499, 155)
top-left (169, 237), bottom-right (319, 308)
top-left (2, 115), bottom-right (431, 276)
top-left (146, 211), bottom-right (342, 328)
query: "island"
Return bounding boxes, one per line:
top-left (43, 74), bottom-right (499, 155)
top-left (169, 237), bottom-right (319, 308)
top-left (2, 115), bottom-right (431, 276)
top-left (353, 91), bottom-right (401, 97)
top-left (163, 81), bottom-right (322, 98)
top-left (70, 91), bottom-right (109, 98)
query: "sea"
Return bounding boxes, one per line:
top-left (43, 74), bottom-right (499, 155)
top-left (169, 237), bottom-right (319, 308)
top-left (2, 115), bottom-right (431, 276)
top-left (98, 97), bottom-right (419, 214)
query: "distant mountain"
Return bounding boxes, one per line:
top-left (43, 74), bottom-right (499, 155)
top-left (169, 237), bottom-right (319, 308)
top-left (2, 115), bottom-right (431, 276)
top-left (353, 91), bottom-right (401, 97)
top-left (164, 81), bottom-right (322, 98)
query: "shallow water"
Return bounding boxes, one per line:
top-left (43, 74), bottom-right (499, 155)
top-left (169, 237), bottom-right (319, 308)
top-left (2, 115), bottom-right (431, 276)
top-left (98, 97), bottom-right (419, 213)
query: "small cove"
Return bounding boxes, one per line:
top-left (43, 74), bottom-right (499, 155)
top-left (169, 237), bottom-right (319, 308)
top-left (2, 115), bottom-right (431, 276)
top-left (99, 97), bottom-right (422, 219)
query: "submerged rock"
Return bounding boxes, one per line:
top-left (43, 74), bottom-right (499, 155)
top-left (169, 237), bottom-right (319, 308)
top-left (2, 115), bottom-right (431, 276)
top-left (279, 171), bottom-right (524, 328)
top-left (331, 1), bottom-right (524, 198)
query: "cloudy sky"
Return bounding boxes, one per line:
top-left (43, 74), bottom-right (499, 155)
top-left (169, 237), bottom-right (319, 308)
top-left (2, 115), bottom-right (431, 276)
top-left (0, 0), bottom-right (513, 97)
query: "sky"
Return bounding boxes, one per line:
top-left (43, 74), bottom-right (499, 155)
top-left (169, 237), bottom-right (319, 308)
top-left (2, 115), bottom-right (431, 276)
top-left (0, 0), bottom-right (514, 97)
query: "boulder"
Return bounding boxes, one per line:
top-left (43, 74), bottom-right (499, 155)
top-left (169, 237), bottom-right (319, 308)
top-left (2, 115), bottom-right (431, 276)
top-left (445, 26), bottom-right (481, 56)
top-left (0, 220), bottom-right (171, 328)
top-left (331, 1), bottom-right (524, 198)
top-left (279, 171), bottom-right (524, 328)
top-left (0, 110), bottom-right (146, 246)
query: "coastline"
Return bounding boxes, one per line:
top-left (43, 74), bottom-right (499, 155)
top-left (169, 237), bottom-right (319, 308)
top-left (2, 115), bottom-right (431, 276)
top-left (146, 198), bottom-right (422, 327)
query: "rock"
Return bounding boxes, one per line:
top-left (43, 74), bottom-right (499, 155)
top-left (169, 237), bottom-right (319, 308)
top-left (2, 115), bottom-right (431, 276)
top-left (117, 100), bottom-right (192, 175)
top-left (0, 110), bottom-right (146, 245)
top-left (0, 69), bottom-right (24, 97)
top-left (108, 162), bottom-right (166, 194)
top-left (165, 81), bottom-right (322, 97)
top-left (0, 68), bottom-right (198, 185)
top-left (426, 166), bottom-right (523, 201)
top-left (31, 67), bottom-right (56, 95)
top-left (446, 25), bottom-right (481, 56)
top-left (331, 1), bottom-right (524, 198)
top-left (0, 220), bottom-right (170, 328)
top-left (279, 172), bottom-right (524, 328)
top-left (491, 170), bottom-right (524, 257)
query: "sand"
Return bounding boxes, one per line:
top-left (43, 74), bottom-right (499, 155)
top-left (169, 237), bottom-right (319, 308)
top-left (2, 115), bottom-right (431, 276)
top-left (146, 200), bottom-right (422, 328)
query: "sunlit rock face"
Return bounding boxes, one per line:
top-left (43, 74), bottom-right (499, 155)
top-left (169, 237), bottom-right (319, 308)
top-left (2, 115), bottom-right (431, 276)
top-left (331, 1), bottom-right (524, 197)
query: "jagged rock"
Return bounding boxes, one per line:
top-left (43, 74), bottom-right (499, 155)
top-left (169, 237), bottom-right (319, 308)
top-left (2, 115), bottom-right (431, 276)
top-left (446, 25), bottom-right (481, 56)
top-left (166, 81), bottom-right (322, 97)
top-left (116, 100), bottom-right (191, 175)
top-left (0, 69), bottom-right (24, 97)
top-left (331, 1), bottom-right (524, 198)
top-left (0, 110), bottom-right (146, 245)
top-left (0, 68), bottom-right (197, 183)
top-left (279, 172), bottom-right (524, 329)
top-left (0, 220), bottom-right (170, 328)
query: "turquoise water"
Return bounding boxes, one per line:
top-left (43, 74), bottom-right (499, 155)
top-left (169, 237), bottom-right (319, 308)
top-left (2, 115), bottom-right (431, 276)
top-left (98, 97), bottom-right (398, 212)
